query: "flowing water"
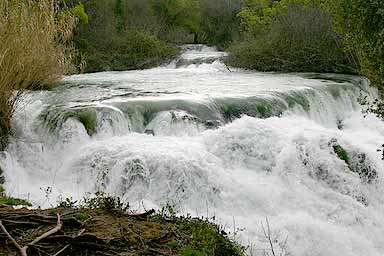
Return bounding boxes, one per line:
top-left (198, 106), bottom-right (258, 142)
top-left (2, 45), bottom-right (384, 256)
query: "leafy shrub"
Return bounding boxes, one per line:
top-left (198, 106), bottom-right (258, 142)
top-left (228, 0), bottom-right (356, 74)
top-left (76, 29), bottom-right (178, 73)
top-left (328, 0), bottom-right (384, 90)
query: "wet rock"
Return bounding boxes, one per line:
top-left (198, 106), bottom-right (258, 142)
top-left (328, 138), bottom-right (378, 184)
top-left (204, 120), bottom-right (221, 129)
top-left (349, 153), bottom-right (378, 184)
top-left (144, 129), bottom-right (155, 136)
top-left (0, 165), bottom-right (4, 185)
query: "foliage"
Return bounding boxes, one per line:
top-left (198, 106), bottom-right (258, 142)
top-left (333, 145), bottom-right (349, 164)
top-left (0, 0), bottom-right (75, 150)
top-left (151, 0), bottom-right (201, 36)
top-left (82, 191), bottom-right (130, 212)
top-left (72, 0), bottom-right (178, 72)
top-left (72, 3), bottom-right (89, 24)
top-left (228, 0), bottom-right (356, 74)
top-left (328, 0), bottom-right (384, 90)
top-left (76, 29), bottom-right (178, 72)
top-left (176, 216), bottom-right (245, 256)
top-left (197, 0), bottom-right (242, 47)
top-left (0, 197), bottom-right (32, 206)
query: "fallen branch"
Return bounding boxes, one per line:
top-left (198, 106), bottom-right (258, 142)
top-left (52, 229), bottom-right (85, 256)
top-left (0, 220), bottom-right (23, 253)
top-left (0, 213), bottom-right (62, 256)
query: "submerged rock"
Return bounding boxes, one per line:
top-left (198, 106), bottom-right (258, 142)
top-left (349, 152), bottom-right (378, 184)
top-left (329, 138), bottom-right (378, 184)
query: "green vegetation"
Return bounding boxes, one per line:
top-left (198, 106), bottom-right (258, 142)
top-left (333, 144), bottom-right (350, 164)
top-left (0, 194), bottom-right (245, 256)
top-left (0, 184), bottom-right (32, 207)
top-left (329, 0), bottom-right (384, 90)
top-left (226, 0), bottom-right (383, 90)
top-left (66, 0), bottom-right (243, 72)
top-left (70, 0), bottom-right (177, 73)
top-left (0, 197), bottom-right (32, 207)
top-left (0, 0), bottom-right (75, 151)
top-left (228, 0), bottom-right (356, 74)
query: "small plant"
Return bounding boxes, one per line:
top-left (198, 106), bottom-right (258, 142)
top-left (76, 212), bottom-right (90, 221)
top-left (58, 197), bottom-right (78, 208)
top-left (177, 216), bottom-right (245, 256)
top-left (82, 191), bottom-right (130, 212)
top-left (160, 201), bottom-right (178, 218)
top-left (258, 217), bottom-right (289, 256)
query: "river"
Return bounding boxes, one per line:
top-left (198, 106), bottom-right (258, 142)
top-left (2, 45), bottom-right (384, 256)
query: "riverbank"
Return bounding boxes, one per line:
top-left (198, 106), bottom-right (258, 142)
top-left (0, 198), bottom-right (245, 256)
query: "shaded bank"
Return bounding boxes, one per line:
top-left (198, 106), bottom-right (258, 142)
top-left (0, 206), bottom-right (244, 256)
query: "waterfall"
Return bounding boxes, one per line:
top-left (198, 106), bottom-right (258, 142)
top-left (2, 45), bottom-right (384, 256)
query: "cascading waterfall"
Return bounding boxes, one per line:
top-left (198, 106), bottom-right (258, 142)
top-left (2, 44), bottom-right (384, 256)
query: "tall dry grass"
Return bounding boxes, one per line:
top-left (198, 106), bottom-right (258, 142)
top-left (0, 0), bottom-right (75, 150)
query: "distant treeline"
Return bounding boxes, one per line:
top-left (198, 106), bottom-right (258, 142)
top-left (228, 0), bottom-right (384, 90)
top-left (66, 0), bottom-right (243, 73)
top-left (66, 0), bottom-right (383, 91)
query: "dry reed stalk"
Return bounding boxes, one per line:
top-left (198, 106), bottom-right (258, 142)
top-left (0, 0), bottom-right (75, 150)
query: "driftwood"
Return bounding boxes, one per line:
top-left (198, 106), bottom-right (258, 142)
top-left (0, 213), bottom-right (62, 256)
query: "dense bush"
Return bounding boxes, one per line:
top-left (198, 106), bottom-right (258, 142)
top-left (228, 0), bottom-right (357, 73)
top-left (0, 0), bottom-right (75, 150)
top-left (72, 0), bottom-right (179, 73)
top-left (69, 0), bottom-right (244, 72)
top-left (76, 30), bottom-right (178, 73)
top-left (328, 0), bottom-right (384, 90)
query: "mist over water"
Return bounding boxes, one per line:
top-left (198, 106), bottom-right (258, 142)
top-left (2, 45), bottom-right (384, 256)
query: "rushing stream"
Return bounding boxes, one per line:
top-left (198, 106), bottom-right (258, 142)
top-left (2, 45), bottom-right (384, 255)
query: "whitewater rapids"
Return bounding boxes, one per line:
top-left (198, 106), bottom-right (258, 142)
top-left (2, 45), bottom-right (384, 256)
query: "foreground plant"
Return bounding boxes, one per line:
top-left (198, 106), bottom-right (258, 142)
top-left (0, 0), bottom-right (75, 150)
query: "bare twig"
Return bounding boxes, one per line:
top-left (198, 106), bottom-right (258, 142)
top-left (28, 213), bottom-right (62, 246)
top-left (261, 217), bottom-right (276, 256)
top-left (52, 228), bottom-right (85, 256)
top-left (0, 220), bottom-right (24, 252)
top-left (0, 213), bottom-right (62, 256)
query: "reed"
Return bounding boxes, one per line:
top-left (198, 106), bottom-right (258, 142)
top-left (0, 0), bottom-right (75, 150)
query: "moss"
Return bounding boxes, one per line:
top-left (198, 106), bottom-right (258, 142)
top-left (76, 111), bottom-right (97, 136)
top-left (256, 104), bottom-right (273, 118)
top-left (327, 85), bottom-right (342, 99)
top-left (333, 145), bottom-right (349, 164)
top-left (40, 108), bottom-right (98, 137)
top-left (168, 239), bottom-right (180, 249)
top-left (175, 216), bottom-right (245, 256)
top-left (0, 197), bottom-right (32, 206)
top-left (76, 212), bottom-right (90, 221)
top-left (183, 247), bottom-right (205, 256)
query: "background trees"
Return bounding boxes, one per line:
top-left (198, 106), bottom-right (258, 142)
top-left (328, 0), bottom-right (384, 90)
top-left (228, 0), bottom-right (356, 73)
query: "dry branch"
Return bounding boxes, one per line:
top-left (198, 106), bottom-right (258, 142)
top-left (0, 213), bottom-right (62, 256)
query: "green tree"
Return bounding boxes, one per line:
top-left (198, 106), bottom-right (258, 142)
top-left (151, 0), bottom-right (201, 41)
top-left (228, 0), bottom-right (355, 73)
top-left (329, 0), bottom-right (384, 90)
